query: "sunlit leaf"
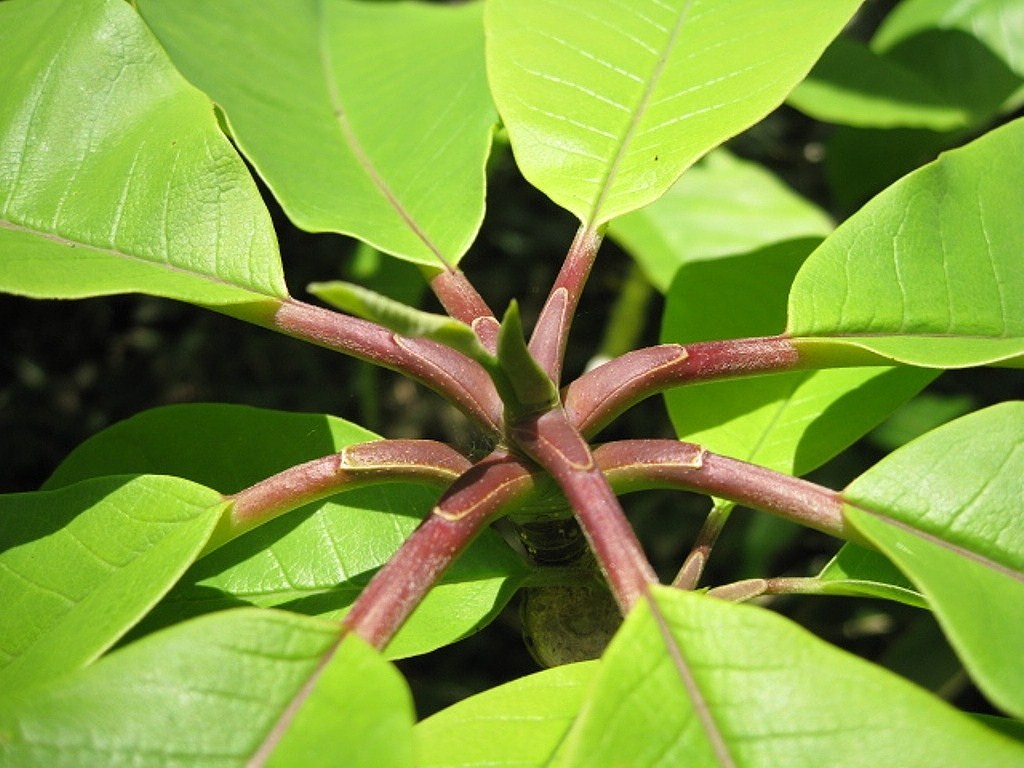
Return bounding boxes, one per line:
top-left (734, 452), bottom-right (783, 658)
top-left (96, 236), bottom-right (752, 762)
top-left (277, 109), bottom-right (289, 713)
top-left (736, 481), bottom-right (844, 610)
top-left (844, 403), bottom-right (1024, 718)
top-left (0, 0), bottom-right (285, 314)
top-left (486, 0), bottom-right (861, 226)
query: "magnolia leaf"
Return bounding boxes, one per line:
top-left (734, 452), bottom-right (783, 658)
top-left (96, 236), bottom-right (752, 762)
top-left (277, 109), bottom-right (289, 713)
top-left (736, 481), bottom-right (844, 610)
top-left (138, 0), bottom-right (495, 269)
top-left (844, 402), bottom-right (1024, 719)
top-left (0, 610), bottom-right (415, 768)
top-left (789, 117), bottom-right (1024, 367)
top-left (662, 241), bottom-right (934, 476)
top-left (816, 543), bottom-right (926, 608)
top-left (0, 0), bottom-right (285, 314)
top-left (553, 587), bottom-right (1024, 767)
top-left (789, 36), bottom-right (969, 129)
top-left (486, 0), bottom-right (861, 226)
top-left (609, 150), bottom-right (832, 292)
top-left (416, 662), bottom-right (596, 768)
top-left (0, 475), bottom-right (224, 693)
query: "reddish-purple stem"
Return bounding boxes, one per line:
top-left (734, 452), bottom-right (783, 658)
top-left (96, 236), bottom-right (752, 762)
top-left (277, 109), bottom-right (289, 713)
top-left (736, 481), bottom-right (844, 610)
top-left (595, 440), bottom-right (864, 544)
top-left (273, 298), bottom-right (503, 434)
top-left (430, 269), bottom-right (500, 353)
top-left (343, 451), bottom-right (537, 650)
top-left (565, 337), bottom-right (802, 438)
top-left (673, 501), bottom-right (732, 590)
top-left (510, 408), bottom-right (658, 612)
top-left (528, 225), bottom-right (603, 384)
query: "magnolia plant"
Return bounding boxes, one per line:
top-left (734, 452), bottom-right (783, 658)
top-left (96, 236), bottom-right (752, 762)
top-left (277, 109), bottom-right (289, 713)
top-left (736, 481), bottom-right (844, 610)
top-left (2, 0), bottom-right (1024, 765)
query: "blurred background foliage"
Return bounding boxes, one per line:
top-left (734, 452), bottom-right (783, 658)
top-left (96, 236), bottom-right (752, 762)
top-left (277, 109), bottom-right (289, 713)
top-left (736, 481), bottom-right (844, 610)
top-left (2, 0), bottom-right (1022, 717)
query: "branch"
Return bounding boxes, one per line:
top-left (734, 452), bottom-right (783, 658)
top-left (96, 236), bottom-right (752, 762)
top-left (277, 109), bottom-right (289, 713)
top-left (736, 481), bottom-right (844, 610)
top-left (510, 408), bottom-right (658, 613)
top-left (272, 298), bottom-right (503, 434)
top-left (343, 450), bottom-right (537, 650)
top-left (429, 269), bottom-right (500, 354)
top-left (564, 337), bottom-right (802, 437)
top-left (595, 440), bottom-right (866, 545)
top-left (212, 440), bottom-right (471, 552)
top-left (528, 225), bottom-right (603, 384)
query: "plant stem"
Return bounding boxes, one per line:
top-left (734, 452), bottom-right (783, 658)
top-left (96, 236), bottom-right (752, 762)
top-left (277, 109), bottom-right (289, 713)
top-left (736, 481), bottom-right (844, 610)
top-left (428, 268), bottom-right (500, 353)
top-left (510, 408), bottom-right (658, 613)
top-left (272, 297), bottom-right (503, 434)
top-left (673, 499), bottom-right (734, 590)
top-left (565, 337), bottom-right (802, 437)
top-left (595, 440), bottom-right (866, 545)
top-left (528, 225), bottom-right (603, 385)
top-left (342, 450), bottom-right (537, 650)
top-left (214, 440), bottom-right (471, 553)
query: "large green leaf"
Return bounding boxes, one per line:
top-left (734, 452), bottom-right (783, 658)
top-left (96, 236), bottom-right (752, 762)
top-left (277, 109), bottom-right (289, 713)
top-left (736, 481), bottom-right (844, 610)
top-left (662, 241), bottom-right (933, 475)
top-left (416, 661), bottom-right (596, 768)
top-left (44, 404), bottom-right (527, 658)
top-left (552, 587), bottom-right (1024, 767)
top-left (609, 150), bottom-right (832, 292)
top-left (844, 403), bottom-right (1024, 719)
top-left (789, 36), bottom-right (969, 129)
top-left (789, 117), bottom-right (1024, 368)
top-left (0, 475), bottom-right (224, 693)
top-left (138, 0), bottom-right (495, 269)
top-left (485, 0), bottom-right (861, 227)
top-left (0, 609), bottom-right (414, 768)
top-left (0, 0), bottom-right (286, 313)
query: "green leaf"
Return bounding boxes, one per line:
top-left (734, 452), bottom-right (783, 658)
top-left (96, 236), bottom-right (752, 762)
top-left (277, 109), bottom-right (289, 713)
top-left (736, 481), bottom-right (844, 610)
top-left (0, 475), bottom-right (224, 693)
top-left (44, 404), bottom-right (527, 658)
top-left (497, 301), bottom-right (560, 414)
top-left (416, 662), bottom-right (596, 768)
top-left (308, 281), bottom-right (488, 362)
top-left (553, 587), bottom-right (1024, 767)
top-left (485, 0), bottom-right (861, 226)
top-left (662, 241), bottom-right (934, 475)
top-left (870, 391), bottom-right (976, 450)
top-left (816, 543), bottom-right (927, 608)
top-left (0, 0), bottom-right (286, 313)
top-left (609, 150), bottom-right (832, 292)
top-left (844, 402), bottom-right (1024, 719)
top-left (0, 609), bottom-right (415, 768)
top-left (789, 117), bottom-right (1024, 368)
top-left (789, 36), bottom-right (969, 129)
top-left (138, 0), bottom-right (495, 269)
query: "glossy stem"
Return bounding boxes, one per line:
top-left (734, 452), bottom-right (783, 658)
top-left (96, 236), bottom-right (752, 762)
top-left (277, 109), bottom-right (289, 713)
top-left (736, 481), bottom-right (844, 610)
top-left (429, 268), bottom-right (500, 354)
top-left (215, 440), bottom-right (472, 553)
top-left (565, 337), bottom-right (802, 438)
top-left (595, 440), bottom-right (865, 545)
top-left (511, 408), bottom-right (658, 613)
top-left (343, 451), bottom-right (537, 650)
top-left (528, 225), bottom-right (603, 385)
top-left (273, 298), bottom-right (503, 435)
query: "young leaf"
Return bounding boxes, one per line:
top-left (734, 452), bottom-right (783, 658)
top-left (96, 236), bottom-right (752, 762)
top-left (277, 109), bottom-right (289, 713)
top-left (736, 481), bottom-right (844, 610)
top-left (609, 150), bottom-right (833, 292)
top-left (816, 543), bottom-right (927, 608)
top-left (416, 661), bottom-right (597, 768)
top-left (0, 610), bottom-right (415, 768)
top-left (553, 587), bottom-right (1024, 767)
top-left (661, 242), bottom-right (934, 476)
top-left (844, 402), bottom-right (1024, 719)
top-left (137, 0), bottom-right (495, 269)
top-left (0, 0), bottom-right (286, 313)
top-left (0, 475), bottom-right (225, 694)
top-left (497, 301), bottom-right (560, 416)
top-left (789, 117), bottom-right (1024, 367)
top-left (308, 281), bottom-right (489, 362)
top-left (485, 0), bottom-right (861, 227)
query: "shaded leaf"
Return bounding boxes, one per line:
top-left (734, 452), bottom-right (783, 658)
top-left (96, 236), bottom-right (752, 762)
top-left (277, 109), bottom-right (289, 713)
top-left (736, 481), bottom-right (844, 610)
top-left (416, 661), bottom-right (596, 768)
top-left (0, 475), bottom-right (224, 693)
top-left (0, 609), bottom-right (414, 768)
top-left (0, 0), bottom-right (285, 313)
top-left (609, 150), bottom-right (832, 292)
top-left (662, 241), bottom-right (933, 475)
top-left (138, 0), bottom-right (495, 268)
top-left (486, 0), bottom-right (861, 226)
top-left (844, 402), bottom-right (1024, 718)
top-left (816, 543), bottom-right (927, 608)
top-left (553, 587), bottom-right (1024, 767)
top-left (789, 118), bottom-right (1024, 367)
